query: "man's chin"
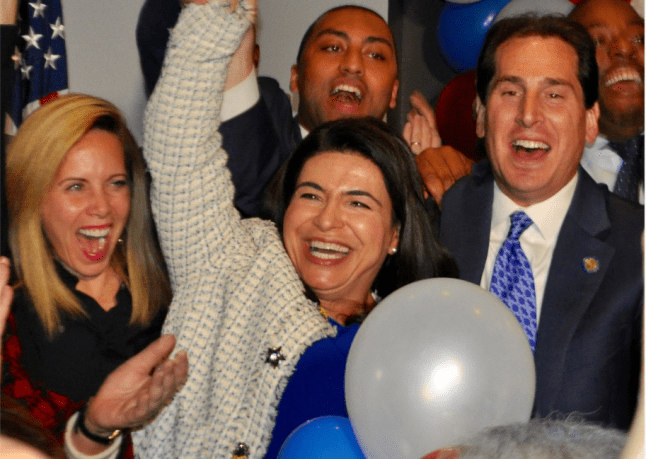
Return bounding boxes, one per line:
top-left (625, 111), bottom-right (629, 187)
top-left (599, 95), bottom-right (644, 138)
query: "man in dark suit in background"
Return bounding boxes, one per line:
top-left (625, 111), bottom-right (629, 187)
top-left (417, 0), bottom-right (644, 206)
top-left (137, 0), bottom-right (294, 218)
top-left (569, 0), bottom-right (644, 203)
top-left (137, 2), bottom-right (434, 218)
top-left (440, 14), bottom-right (642, 430)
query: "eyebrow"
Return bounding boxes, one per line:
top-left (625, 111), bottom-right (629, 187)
top-left (295, 182), bottom-right (383, 207)
top-left (494, 75), bottom-right (575, 89)
top-left (314, 28), bottom-right (395, 52)
top-left (586, 20), bottom-right (644, 29)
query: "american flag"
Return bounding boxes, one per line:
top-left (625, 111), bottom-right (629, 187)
top-left (7, 0), bottom-right (68, 134)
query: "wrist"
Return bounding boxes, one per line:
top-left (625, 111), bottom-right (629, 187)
top-left (74, 404), bottom-right (122, 445)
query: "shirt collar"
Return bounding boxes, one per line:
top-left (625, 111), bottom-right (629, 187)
top-left (299, 123), bottom-right (309, 141)
top-left (491, 172), bottom-right (578, 242)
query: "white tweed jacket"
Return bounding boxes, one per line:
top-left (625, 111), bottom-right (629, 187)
top-left (132, 2), bottom-right (335, 458)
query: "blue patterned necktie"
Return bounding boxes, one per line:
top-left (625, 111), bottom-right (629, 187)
top-left (609, 134), bottom-right (644, 203)
top-left (489, 211), bottom-right (537, 352)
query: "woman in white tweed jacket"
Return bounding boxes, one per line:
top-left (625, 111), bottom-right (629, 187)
top-left (133, 1), bottom-right (456, 458)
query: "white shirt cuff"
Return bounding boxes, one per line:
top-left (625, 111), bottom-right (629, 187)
top-left (221, 67), bottom-right (260, 122)
top-left (64, 411), bottom-right (123, 459)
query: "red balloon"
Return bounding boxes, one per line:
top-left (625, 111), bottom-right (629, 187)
top-left (435, 70), bottom-right (484, 162)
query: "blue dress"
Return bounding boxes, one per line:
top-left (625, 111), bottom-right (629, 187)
top-left (264, 318), bottom-right (360, 459)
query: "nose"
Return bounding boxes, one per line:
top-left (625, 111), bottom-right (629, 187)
top-left (608, 35), bottom-right (637, 60)
top-left (313, 201), bottom-right (344, 231)
top-left (340, 47), bottom-right (364, 76)
top-left (516, 93), bottom-right (542, 128)
top-left (88, 189), bottom-right (110, 217)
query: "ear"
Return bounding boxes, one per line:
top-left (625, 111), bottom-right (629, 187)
top-left (388, 224), bottom-right (400, 255)
top-left (475, 95), bottom-right (486, 139)
top-left (290, 64), bottom-right (299, 94)
top-left (584, 102), bottom-right (600, 144)
top-left (389, 79), bottom-right (400, 109)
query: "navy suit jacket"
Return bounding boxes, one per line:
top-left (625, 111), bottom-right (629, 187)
top-left (440, 161), bottom-right (643, 430)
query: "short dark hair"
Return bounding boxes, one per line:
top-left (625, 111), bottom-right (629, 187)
top-left (476, 14), bottom-right (598, 109)
top-left (273, 117), bottom-right (458, 300)
top-left (295, 5), bottom-right (398, 67)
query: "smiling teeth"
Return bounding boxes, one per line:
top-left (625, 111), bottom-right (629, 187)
top-left (79, 228), bottom-right (109, 238)
top-left (512, 140), bottom-right (550, 152)
top-left (331, 85), bottom-right (362, 100)
top-left (605, 70), bottom-right (643, 87)
top-left (309, 241), bottom-right (350, 259)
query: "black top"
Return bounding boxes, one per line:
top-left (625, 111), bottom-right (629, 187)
top-left (12, 265), bottom-right (166, 403)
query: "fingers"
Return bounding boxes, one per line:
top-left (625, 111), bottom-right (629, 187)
top-left (405, 113), bottom-right (435, 154)
top-left (402, 119), bottom-right (413, 147)
top-left (0, 257), bottom-right (13, 338)
top-left (416, 152), bottom-right (448, 206)
top-left (133, 334), bottom-right (177, 373)
top-left (130, 350), bottom-right (189, 425)
top-left (404, 91), bottom-right (442, 154)
top-left (416, 146), bottom-right (473, 206)
top-left (410, 90), bottom-right (436, 131)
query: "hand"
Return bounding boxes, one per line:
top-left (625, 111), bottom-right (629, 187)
top-left (70, 335), bottom-right (188, 453)
top-left (402, 91), bottom-right (442, 155)
top-left (416, 146), bottom-right (474, 207)
top-left (1, 0), bottom-right (19, 24)
top-left (0, 256), bottom-right (14, 339)
top-left (182, 0), bottom-right (257, 11)
top-left (181, 0), bottom-right (209, 5)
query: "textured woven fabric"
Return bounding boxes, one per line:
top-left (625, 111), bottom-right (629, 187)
top-left (489, 211), bottom-right (537, 352)
top-left (610, 134), bottom-right (644, 202)
top-left (132, 3), bottom-right (335, 458)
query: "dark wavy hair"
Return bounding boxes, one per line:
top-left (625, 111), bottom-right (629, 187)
top-left (476, 14), bottom-right (598, 109)
top-left (272, 117), bottom-right (458, 301)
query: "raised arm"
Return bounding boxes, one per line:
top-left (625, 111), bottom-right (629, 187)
top-left (143, 0), bottom-right (255, 291)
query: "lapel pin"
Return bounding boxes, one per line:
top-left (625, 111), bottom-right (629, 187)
top-left (582, 256), bottom-right (599, 274)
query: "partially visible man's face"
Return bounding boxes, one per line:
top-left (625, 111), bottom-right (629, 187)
top-left (570, 0), bottom-right (644, 139)
top-left (290, 8), bottom-right (399, 132)
top-left (476, 35), bottom-right (600, 207)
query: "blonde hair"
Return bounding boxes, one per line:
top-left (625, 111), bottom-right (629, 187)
top-left (6, 94), bottom-right (170, 338)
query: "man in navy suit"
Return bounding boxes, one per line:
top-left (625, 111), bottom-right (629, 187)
top-left (440, 15), bottom-right (642, 430)
top-left (417, 0), bottom-right (644, 205)
top-left (136, 3), bottom-right (436, 218)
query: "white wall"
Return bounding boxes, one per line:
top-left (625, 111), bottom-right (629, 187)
top-left (64, 0), bottom-right (147, 145)
top-left (63, 0), bottom-right (387, 145)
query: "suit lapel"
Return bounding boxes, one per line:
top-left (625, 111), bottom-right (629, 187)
top-left (533, 170), bottom-right (615, 412)
top-left (440, 161), bottom-right (494, 284)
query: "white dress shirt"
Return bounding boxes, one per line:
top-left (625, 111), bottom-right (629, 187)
top-left (480, 174), bottom-right (579, 325)
top-left (220, 68), bottom-right (260, 122)
top-left (580, 134), bottom-right (644, 204)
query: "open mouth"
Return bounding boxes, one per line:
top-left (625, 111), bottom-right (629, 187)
top-left (308, 240), bottom-right (350, 260)
top-left (331, 84), bottom-right (363, 103)
top-left (512, 139), bottom-right (551, 154)
top-left (604, 68), bottom-right (643, 88)
top-left (78, 227), bottom-right (110, 260)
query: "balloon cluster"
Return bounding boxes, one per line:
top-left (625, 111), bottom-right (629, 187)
top-left (437, 0), bottom-right (575, 72)
top-left (279, 279), bottom-right (535, 459)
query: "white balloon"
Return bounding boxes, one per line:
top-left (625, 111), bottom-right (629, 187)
top-left (494, 0), bottom-right (574, 23)
top-left (345, 278), bottom-right (535, 459)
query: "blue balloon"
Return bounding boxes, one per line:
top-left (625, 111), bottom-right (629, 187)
top-left (438, 0), bottom-right (513, 72)
top-left (277, 416), bottom-right (366, 459)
